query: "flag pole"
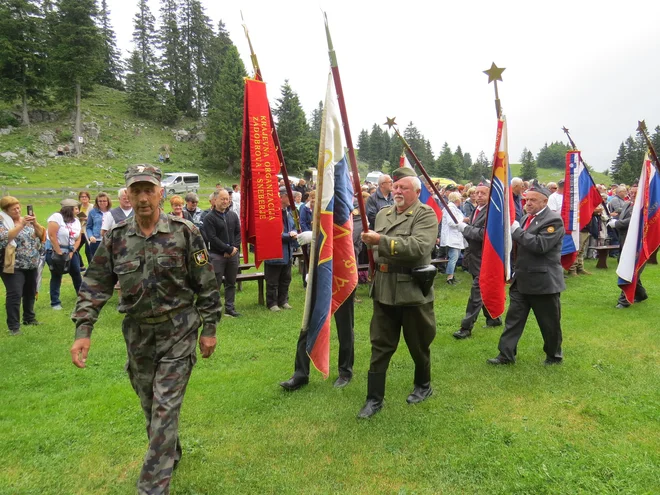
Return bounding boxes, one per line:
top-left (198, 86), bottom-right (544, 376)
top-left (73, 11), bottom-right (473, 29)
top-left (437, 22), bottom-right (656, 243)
top-left (562, 126), bottom-right (611, 215)
top-left (384, 118), bottom-right (458, 224)
top-left (241, 18), bottom-right (309, 268)
top-left (323, 12), bottom-right (375, 273)
top-left (637, 120), bottom-right (660, 173)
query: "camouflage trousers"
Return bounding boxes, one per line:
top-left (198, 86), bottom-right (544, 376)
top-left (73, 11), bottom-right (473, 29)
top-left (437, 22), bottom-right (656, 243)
top-left (122, 308), bottom-right (201, 495)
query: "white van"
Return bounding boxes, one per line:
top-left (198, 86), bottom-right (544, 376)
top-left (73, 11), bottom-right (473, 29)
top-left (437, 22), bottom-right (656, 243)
top-left (365, 171), bottom-right (383, 184)
top-left (161, 172), bottom-right (200, 196)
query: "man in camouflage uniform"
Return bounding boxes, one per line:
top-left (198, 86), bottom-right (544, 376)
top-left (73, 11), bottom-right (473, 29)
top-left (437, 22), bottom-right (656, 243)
top-left (358, 167), bottom-right (439, 419)
top-left (70, 165), bottom-right (220, 495)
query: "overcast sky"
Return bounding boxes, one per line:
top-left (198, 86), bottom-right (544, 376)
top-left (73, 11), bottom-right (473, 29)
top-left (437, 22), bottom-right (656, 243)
top-left (109, 0), bottom-right (660, 172)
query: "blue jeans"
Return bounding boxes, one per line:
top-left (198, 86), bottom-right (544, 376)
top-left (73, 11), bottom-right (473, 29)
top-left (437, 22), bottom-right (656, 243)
top-left (446, 248), bottom-right (460, 276)
top-left (46, 250), bottom-right (82, 307)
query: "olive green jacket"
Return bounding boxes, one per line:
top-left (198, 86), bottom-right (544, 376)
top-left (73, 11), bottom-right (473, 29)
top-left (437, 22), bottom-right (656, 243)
top-left (371, 199), bottom-right (439, 306)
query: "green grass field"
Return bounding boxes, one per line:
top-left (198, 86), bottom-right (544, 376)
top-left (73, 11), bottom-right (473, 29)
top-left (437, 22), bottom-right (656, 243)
top-left (1, 255), bottom-right (659, 494)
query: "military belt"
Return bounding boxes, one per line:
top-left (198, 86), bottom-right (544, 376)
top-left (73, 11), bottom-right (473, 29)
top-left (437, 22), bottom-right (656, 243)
top-left (377, 263), bottom-right (413, 274)
top-left (134, 307), bottom-right (188, 325)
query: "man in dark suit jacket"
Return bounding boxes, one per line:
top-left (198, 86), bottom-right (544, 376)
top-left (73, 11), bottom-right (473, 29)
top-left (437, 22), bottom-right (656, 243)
top-left (609, 184), bottom-right (648, 308)
top-left (488, 183), bottom-right (566, 365)
top-left (453, 180), bottom-right (502, 339)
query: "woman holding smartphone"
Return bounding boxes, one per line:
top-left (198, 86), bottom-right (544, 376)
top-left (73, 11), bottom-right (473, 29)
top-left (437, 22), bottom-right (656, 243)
top-left (0, 196), bottom-right (46, 335)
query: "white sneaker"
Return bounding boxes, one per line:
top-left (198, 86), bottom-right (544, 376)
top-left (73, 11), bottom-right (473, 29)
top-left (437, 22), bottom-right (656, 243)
top-left (269, 305), bottom-right (281, 312)
top-left (281, 303), bottom-right (293, 310)
top-left (52, 305), bottom-right (63, 310)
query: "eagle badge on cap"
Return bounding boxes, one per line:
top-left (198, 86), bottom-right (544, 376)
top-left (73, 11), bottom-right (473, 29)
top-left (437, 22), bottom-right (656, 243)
top-left (193, 249), bottom-right (209, 266)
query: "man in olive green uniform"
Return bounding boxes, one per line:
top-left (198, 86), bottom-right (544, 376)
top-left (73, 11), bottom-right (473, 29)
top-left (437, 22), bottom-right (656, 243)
top-left (70, 165), bottom-right (220, 495)
top-left (358, 167), bottom-right (439, 419)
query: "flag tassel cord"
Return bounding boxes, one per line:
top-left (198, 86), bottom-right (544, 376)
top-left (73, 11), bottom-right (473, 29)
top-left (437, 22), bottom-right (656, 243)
top-left (241, 18), bottom-right (310, 272)
top-left (324, 12), bottom-right (375, 274)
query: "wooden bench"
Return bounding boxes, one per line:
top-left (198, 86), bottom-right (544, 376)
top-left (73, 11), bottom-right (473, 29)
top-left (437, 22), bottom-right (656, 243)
top-left (236, 262), bottom-right (255, 292)
top-left (235, 272), bottom-right (265, 305)
top-left (593, 245), bottom-right (620, 269)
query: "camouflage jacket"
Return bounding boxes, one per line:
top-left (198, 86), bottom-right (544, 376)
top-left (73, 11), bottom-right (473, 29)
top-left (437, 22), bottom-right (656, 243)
top-left (72, 212), bottom-right (220, 340)
top-left (371, 199), bottom-right (439, 306)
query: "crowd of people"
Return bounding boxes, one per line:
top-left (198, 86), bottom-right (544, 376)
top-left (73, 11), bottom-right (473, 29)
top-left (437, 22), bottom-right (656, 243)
top-left (0, 165), bottom-right (651, 495)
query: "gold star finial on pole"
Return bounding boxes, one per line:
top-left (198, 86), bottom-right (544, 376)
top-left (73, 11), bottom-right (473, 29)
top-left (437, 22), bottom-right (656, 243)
top-left (484, 62), bottom-right (505, 119)
top-left (384, 117), bottom-right (397, 129)
top-left (638, 120), bottom-right (647, 134)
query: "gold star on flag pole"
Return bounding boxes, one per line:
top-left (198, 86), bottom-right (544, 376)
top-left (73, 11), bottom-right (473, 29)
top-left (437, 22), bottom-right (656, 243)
top-left (384, 117), bottom-right (397, 128)
top-left (484, 62), bottom-right (505, 118)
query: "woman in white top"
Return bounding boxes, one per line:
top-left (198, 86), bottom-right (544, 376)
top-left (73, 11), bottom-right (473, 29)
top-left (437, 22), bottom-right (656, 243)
top-left (440, 192), bottom-right (466, 285)
top-left (46, 198), bottom-right (82, 310)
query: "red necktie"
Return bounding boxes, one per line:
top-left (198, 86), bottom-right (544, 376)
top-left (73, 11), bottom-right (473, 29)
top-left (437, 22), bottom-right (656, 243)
top-left (472, 207), bottom-right (482, 222)
top-left (523, 215), bottom-right (535, 230)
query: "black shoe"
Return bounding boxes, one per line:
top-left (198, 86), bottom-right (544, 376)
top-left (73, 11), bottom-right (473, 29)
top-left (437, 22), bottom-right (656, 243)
top-left (544, 358), bottom-right (563, 366)
top-left (615, 303), bottom-right (629, 309)
top-left (487, 355), bottom-right (514, 365)
top-left (406, 384), bottom-right (433, 404)
top-left (484, 318), bottom-right (502, 328)
top-left (357, 399), bottom-right (383, 419)
top-left (9, 329), bottom-right (22, 336)
top-left (634, 295), bottom-right (648, 303)
top-left (452, 329), bottom-right (472, 340)
top-left (279, 376), bottom-right (309, 391)
top-left (225, 310), bottom-right (241, 318)
top-left (22, 320), bottom-right (42, 326)
top-left (333, 376), bottom-right (351, 388)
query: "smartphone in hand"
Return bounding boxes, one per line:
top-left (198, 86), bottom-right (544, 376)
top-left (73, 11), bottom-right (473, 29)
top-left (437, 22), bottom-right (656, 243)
top-left (27, 204), bottom-right (34, 216)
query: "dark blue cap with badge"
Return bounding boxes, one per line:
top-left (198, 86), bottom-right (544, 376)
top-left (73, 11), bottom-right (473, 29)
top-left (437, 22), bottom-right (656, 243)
top-left (527, 180), bottom-right (551, 197)
top-left (125, 165), bottom-right (162, 187)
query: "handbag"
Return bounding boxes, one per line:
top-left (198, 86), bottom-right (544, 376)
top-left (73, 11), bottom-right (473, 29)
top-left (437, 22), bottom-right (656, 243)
top-left (49, 251), bottom-right (71, 274)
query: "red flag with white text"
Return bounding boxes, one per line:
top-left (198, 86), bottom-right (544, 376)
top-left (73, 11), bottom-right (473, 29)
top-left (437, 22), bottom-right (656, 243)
top-left (240, 79), bottom-right (283, 267)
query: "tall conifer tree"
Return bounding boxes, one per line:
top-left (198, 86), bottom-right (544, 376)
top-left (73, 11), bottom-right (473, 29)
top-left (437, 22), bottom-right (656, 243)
top-left (51, 0), bottom-right (103, 154)
top-left (96, 0), bottom-right (123, 89)
top-left (126, 0), bottom-right (159, 117)
top-left (274, 80), bottom-right (316, 175)
top-left (0, 0), bottom-right (48, 125)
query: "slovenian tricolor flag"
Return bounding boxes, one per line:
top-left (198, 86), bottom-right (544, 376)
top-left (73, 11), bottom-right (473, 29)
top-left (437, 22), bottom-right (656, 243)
top-left (616, 154), bottom-right (660, 304)
top-left (560, 150), bottom-right (603, 270)
top-left (480, 116), bottom-right (514, 319)
top-left (302, 73), bottom-right (358, 378)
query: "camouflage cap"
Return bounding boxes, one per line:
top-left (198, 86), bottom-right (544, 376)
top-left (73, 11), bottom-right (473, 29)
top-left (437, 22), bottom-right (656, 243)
top-left (125, 164), bottom-right (162, 187)
top-left (391, 167), bottom-right (417, 182)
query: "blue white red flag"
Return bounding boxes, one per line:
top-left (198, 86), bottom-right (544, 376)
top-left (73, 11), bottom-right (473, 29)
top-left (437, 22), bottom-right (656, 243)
top-left (302, 73), bottom-right (358, 378)
top-left (419, 181), bottom-right (443, 223)
top-left (560, 151), bottom-right (603, 270)
top-left (480, 117), bottom-right (514, 319)
top-left (616, 154), bottom-right (660, 303)
top-left (400, 151), bottom-right (441, 222)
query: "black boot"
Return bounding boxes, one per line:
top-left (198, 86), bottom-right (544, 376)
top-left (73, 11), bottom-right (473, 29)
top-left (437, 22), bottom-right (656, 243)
top-left (357, 372), bottom-right (386, 419)
top-left (407, 366), bottom-right (433, 404)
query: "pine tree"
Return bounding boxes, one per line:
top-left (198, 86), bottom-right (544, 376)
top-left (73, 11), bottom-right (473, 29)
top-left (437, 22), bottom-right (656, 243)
top-left (357, 129), bottom-right (370, 163)
top-left (125, 0), bottom-right (160, 117)
top-left (520, 148), bottom-right (537, 180)
top-left (0, 0), bottom-right (48, 125)
top-left (274, 80), bottom-right (316, 175)
top-left (203, 45), bottom-right (246, 174)
top-left (159, 0), bottom-right (182, 110)
top-left (368, 124), bottom-right (384, 170)
top-left (536, 141), bottom-right (570, 168)
top-left (50, 0), bottom-right (103, 155)
top-left (96, 0), bottom-right (123, 89)
top-left (309, 100), bottom-right (323, 151)
top-left (652, 126), bottom-right (660, 157)
top-left (436, 142), bottom-right (459, 180)
top-left (387, 130), bottom-right (404, 171)
top-left (610, 142), bottom-right (626, 178)
top-left (469, 151), bottom-right (491, 183)
top-left (178, 0), bottom-right (214, 117)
